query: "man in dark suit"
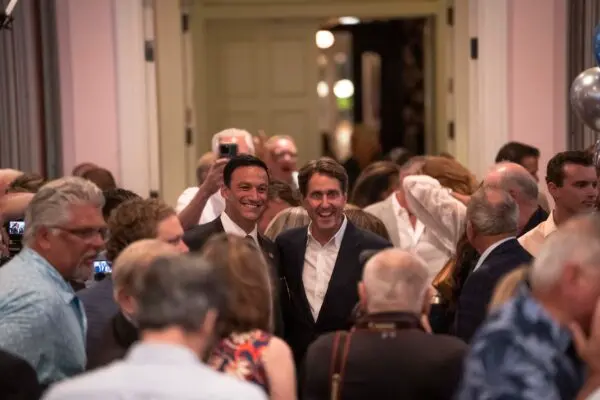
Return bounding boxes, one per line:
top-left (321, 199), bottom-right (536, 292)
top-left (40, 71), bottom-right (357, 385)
top-left (455, 187), bottom-right (533, 342)
top-left (0, 349), bottom-right (42, 399)
top-left (183, 155), bottom-right (283, 335)
top-left (276, 158), bottom-right (392, 367)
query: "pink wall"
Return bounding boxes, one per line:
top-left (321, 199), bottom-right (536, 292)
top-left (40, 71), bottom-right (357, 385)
top-left (55, 0), bottom-right (121, 179)
top-left (507, 0), bottom-right (567, 178)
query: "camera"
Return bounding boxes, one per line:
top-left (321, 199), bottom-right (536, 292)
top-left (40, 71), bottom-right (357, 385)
top-left (218, 143), bottom-right (238, 158)
top-left (93, 259), bottom-right (112, 281)
top-left (5, 219), bottom-right (24, 257)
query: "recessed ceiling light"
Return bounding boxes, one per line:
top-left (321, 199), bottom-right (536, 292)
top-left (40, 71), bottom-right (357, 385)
top-left (339, 16), bottom-right (360, 25)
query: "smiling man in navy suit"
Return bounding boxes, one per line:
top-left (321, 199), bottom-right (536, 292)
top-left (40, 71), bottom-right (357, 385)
top-left (276, 158), bottom-right (392, 366)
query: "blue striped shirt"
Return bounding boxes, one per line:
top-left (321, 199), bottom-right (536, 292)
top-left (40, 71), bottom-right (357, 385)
top-left (0, 248), bottom-right (87, 385)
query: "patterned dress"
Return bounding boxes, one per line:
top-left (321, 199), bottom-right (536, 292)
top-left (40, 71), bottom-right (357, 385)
top-left (209, 329), bottom-right (272, 394)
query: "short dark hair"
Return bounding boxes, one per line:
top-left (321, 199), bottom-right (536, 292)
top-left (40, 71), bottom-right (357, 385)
top-left (7, 173), bottom-right (46, 194)
top-left (298, 157), bottom-right (348, 197)
top-left (546, 151), bottom-right (594, 187)
top-left (268, 180), bottom-right (301, 206)
top-left (351, 161), bottom-right (399, 208)
top-left (223, 155), bottom-right (269, 187)
top-left (495, 142), bottom-right (540, 164)
top-left (82, 167), bottom-right (117, 191)
top-left (102, 188), bottom-right (141, 221)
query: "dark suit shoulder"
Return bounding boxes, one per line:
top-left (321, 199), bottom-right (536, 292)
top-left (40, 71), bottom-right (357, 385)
top-left (274, 226), bottom-right (307, 247)
top-left (349, 223), bottom-right (393, 249)
top-left (183, 218), bottom-right (224, 252)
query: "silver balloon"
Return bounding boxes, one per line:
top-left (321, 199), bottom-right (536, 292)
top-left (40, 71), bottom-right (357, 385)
top-left (570, 67), bottom-right (600, 132)
top-left (594, 138), bottom-right (600, 168)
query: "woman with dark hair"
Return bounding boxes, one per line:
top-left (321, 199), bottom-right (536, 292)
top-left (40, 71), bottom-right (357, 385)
top-left (350, 161), bottom-right (400, 208)
top-left (202, 234), bottom-right (297, 400)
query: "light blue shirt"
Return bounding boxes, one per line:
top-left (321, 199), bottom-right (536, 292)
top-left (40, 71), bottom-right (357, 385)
top-left (0, 248), bottom-right (87, 385)
top-left (42, 342), bottom-right (268, 400)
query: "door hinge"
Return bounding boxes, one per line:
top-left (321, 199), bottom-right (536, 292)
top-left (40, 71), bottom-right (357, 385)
top-left (470, 37), bottom-right (478, 60)
top-left (447, 7), bottom-right (454, 26)
top-left (448, 121), bottom-right (455, 140)
top-left (185, 127), bottom-right (193, 146)
top-left (181, 14), bottom-right (189, 33)
top-left (144, 40), bottom-right (154, 62)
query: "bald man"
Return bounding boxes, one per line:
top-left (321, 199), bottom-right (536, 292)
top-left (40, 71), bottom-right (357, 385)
top-left (264, 135), bottom-right (299, 188)
top-left (303, 249), bottom-right (467, 400)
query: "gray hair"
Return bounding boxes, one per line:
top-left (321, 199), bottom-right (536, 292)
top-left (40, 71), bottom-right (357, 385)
top-left (24, 176), bottom-right (105, 244)
top-left (135, 254), bottom-right (226, 333)
top-left (467, 187), bottom-right (518, 236)
top-left (363, 249), bottom-right (430, 313)
top-left (211, 128), bottom-right (255, 155)
top-left (531, 213), bottom-right (600, 289)
top-left (494, 162), bottom-right (539, 202)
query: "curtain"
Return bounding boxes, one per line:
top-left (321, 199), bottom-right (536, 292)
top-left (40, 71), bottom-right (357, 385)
top-left (0, 0), bottom-right (62, 177)
top-left (568, 0), bottom-right (600, 150)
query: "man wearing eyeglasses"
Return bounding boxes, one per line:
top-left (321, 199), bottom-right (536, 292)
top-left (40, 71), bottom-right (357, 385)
top-left (264, 135), bottom-right (299, 189)
top-left (0, 177), bottom-right (106, 388)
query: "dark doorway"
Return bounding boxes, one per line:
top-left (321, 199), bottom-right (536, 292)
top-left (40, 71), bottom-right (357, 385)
top-left (331, 18), bottom-right (426, 156)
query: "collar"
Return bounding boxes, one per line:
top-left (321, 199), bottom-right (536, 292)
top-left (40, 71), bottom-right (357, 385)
top-left (390, 192), bottom-right (425, 241)
top-left (472, 236), bottom-right (516, 272)
top-left (354, 311), bottom-right (424, 332)
top-left (520, 206), bottom-right (549, 236)
top-left (19, 247), bottom-right (76, 304)
top-left (307, 216), bottom-right (348, 248)
top-left (126, 342), bottom-right (201, 365)
top-left (220, 212), bottom-right (258, 243)
top-left (390, 192), bottom-right (403, 216)
top-left (541, 211), bottom-right (558, 238)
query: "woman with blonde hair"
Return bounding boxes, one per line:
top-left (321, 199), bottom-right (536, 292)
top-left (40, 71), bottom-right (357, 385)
top-left (264, 206), bottom-right (310, 241)
top-left (202, 234), bottom-right (296, 400)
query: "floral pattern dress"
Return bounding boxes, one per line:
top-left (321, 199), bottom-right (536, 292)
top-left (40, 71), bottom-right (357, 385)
top-left (209, 329), bottom-right (272, 394)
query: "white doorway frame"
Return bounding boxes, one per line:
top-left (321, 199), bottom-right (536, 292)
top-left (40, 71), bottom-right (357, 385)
top-left (190, 0), bottom-right (449, 169)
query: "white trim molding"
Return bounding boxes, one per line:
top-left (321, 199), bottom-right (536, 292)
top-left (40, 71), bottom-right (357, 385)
top-left (113, 0), bottom-right (152, 197)
top-left (469, 0), bottom-right (509, 178)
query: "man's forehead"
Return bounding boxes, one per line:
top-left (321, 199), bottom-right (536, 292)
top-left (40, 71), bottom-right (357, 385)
top-left (563, 163), bottom-right (596, 179)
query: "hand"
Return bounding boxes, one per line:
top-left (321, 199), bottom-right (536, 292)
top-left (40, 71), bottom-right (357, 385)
top-left (570, 297), bottom-right (600, 374)
top-left (200, 158), bottom-right (228, 194)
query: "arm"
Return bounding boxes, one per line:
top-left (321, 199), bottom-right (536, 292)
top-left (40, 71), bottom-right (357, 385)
top-left (178, 158), bottom-right (228, 230)
top-left (0, 192), bottom-right (33, 222)
top-left (262, 336), bottom-right (297, 400)
top-left (402, 175), bottom-right (467, 252)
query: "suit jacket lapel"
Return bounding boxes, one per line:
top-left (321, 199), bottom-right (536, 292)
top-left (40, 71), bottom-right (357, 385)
top-left (212, 217), bottom-right (225, 233)
top-left (316, 223), bottom-right (360, 325)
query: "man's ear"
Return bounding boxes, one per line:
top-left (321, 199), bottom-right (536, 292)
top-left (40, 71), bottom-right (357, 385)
top-left (358, 281), bottom-right (368, 313)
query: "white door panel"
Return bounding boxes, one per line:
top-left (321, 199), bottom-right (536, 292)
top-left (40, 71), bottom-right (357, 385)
top-left (207, 19), bottom-right (320, 164)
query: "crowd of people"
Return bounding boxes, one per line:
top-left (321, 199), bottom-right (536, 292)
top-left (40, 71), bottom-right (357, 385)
top-left (1, 129), bottom-right (600, 400)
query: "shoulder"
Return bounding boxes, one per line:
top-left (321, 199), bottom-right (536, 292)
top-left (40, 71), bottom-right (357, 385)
top-left (275, 226), bottom-right (307, 246)
top-left (348, 223), bottom-right (392, 249)
top-left (183, 219), bottom-right (222, 247)
top-left (364, 198), bottom-right (389, 215)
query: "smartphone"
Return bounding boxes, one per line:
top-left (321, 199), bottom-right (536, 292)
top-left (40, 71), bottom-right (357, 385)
top-left (219, 143), bottom-right (238, 158)
top-left (7, 221), bottom-right (25, 236)
top-left (93, 260), bottom-right (112, 275)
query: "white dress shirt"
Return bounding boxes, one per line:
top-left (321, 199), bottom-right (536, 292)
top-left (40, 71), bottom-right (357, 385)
top-left (518, 211), bottom-right (557, 257)
top-left (471, 237), bottom-right (516, 272)
top-left (220, 211), bottom-right (258, 244)
top-left (176, 188), bottom-right (225, 225)
top-left (303, 217), bottom-right (348, 321)
top-left (42, 342), bottom-right (267, 400)
top-left (389, 193), bottom-right (452, 277)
